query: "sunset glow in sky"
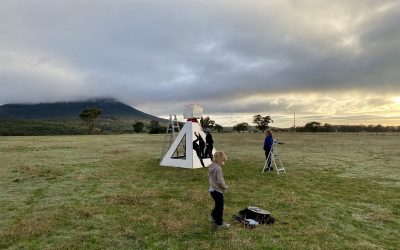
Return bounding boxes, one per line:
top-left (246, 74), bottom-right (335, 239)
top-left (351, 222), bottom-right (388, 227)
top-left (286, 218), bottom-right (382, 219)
top-left (1, 0), bottom-right (399, 127)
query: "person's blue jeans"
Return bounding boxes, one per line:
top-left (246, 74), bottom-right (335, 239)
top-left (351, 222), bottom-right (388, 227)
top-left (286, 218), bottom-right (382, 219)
top-left (210, 191), bottom-right (224, 225)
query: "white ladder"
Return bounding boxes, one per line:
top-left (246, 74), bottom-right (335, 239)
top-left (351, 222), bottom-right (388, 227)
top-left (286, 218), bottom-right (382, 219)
top-left (160, 114), bottom-right (181, 162)
top-left (262, 143), bottom-right (286, 175)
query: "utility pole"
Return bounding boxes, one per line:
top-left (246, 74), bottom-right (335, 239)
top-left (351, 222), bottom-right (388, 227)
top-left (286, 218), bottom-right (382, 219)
top-left (293, 112), bottom-right (296, 133)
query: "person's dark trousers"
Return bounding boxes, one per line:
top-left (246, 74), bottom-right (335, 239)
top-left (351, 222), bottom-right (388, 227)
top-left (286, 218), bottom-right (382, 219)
top-left (205, 146), bottom-right (213, 159)
top-left (199, 147), bottom-right (205, 159)
top-left (265, 148), bottom-right (273, 171)
top-left (210, 191), bottom-right (224, 225)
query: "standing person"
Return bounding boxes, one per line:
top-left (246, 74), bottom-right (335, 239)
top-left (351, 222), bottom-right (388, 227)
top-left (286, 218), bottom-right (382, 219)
top-left (205, 128), bottom-right (214, 159)
top-left (208, 151), bottom-right (230, 229)
top-left (263, 129), bottom-right (274, 171)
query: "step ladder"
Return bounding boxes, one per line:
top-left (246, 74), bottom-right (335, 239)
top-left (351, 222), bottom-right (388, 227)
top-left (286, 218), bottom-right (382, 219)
top-left (262, 142), bottom-right (286, 175)
top-left (160, 114), bottom-right (181, 162)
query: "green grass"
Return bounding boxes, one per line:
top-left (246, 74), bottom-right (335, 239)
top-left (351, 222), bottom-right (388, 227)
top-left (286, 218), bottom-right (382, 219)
top-left (0, 133), bottom-right (399, 249)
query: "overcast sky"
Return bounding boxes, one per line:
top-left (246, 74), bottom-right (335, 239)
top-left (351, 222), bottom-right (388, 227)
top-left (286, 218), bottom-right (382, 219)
top-left (1, 0), bottom-right (399, 127)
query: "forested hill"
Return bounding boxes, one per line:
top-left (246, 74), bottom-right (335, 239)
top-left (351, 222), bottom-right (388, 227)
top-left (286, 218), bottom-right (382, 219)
top-left (0, 98), bottom-right (165, 121)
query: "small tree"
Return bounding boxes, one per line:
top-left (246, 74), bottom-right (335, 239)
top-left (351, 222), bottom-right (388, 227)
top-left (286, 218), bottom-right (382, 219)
top-left (200, 116), bottom-right (215, 129)
top-left (323, 123), bottom-right (332, 133)
top-left (148, 120), bottom-right (166, 134)
top-left (305, 121), bottom-right (321, 133)
top-left (375, 124), bottom-right (384, 134)
top-left (354, 125), bottom-right (364, 135)
top-left (253, 114), bottom-right (273, 132)
top-left (79, 108), bottom-right (102, 135)
top-left (149, 120), bottom-right (160, 134)
top-left (133, 121), bottom-right (144, 133)
top-left (214, 124), bottom-right (224, 133)
top-left (233, 122), bottom-right (249, 133)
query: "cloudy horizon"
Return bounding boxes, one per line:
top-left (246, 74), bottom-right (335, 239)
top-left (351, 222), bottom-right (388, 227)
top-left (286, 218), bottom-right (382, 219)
top-left (1, 0), bottom-right (399, 127)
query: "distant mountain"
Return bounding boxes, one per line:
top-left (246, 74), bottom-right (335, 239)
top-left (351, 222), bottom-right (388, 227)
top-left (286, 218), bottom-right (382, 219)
top-left (0, 98), bottom-right (165, 122)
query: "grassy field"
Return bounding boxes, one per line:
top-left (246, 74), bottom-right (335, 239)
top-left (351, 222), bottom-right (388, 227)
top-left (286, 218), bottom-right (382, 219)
top-left (0, 133), bottom-right (399, 249)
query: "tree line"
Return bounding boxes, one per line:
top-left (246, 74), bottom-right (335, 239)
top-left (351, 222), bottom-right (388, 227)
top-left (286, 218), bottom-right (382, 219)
top-left (3, 107), bottom-right (397, 136)
top-left (231, 115), bottom-right (273, 133)
top-left (132, 114), bottom-right (275, 134)
top-left (132, 116), bottom-right (224, 134)
top-left (136, 115), bottom-right (275, 134)
top-left (296, 121), bottom-right (400, 133)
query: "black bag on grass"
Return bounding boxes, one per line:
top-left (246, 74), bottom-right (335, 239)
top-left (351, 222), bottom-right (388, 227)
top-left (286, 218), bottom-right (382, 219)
top-left (238, 206), bottom-right (275, 224)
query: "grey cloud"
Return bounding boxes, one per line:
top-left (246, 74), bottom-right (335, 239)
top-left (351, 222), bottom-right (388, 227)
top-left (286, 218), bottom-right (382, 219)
top-left (0, 0), bottom-right (399, 124)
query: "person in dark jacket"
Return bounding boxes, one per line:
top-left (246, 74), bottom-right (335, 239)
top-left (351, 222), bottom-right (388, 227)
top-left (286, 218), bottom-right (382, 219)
top-left (263, 129), bottom-right (274, 171)
top-left (205, 128), bottom-right (214, 159)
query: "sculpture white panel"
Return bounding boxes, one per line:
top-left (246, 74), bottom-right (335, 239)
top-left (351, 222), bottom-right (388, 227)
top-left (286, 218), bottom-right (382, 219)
top-left (160, 121), bottom-right (216, 169)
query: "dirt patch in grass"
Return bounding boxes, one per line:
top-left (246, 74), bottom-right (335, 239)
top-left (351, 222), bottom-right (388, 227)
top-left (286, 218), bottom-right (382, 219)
top-left (76, 206), bottom-right (101, 219)
top-left (159, 214), bottom-right (192, 233)
top-left (13, 165), bottom-right (64, 180)
top-left (5, 212), bottom-right (59, 240)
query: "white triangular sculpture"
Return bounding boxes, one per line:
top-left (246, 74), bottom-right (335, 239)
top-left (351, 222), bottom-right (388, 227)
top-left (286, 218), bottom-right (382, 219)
top-left (160, 120), bottom-right (216, 169)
